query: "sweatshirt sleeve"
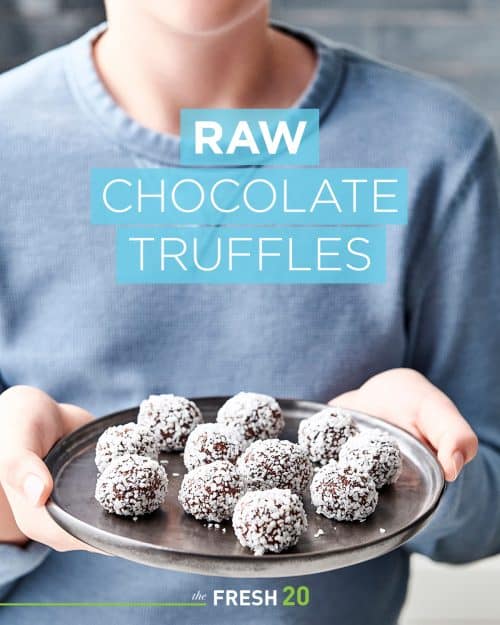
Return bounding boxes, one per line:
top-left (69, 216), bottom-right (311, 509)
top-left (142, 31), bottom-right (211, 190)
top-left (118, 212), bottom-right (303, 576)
top-left (0, 542), bottom-right (51, 600)
top-left (405, 129), bottom-right (500, 562)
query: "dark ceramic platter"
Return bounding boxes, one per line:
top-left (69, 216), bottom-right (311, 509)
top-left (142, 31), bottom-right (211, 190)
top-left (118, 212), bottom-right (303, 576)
top-left (45, 397), bottom-right (444, 578)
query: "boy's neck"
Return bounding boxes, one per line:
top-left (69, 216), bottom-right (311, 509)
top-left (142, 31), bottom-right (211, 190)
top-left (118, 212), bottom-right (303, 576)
top-left (93, 6), bottom-right (316, 135)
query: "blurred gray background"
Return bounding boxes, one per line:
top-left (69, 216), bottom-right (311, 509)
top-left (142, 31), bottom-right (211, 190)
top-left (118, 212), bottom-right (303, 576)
top-left (0, 0), bottom-right (498, 136)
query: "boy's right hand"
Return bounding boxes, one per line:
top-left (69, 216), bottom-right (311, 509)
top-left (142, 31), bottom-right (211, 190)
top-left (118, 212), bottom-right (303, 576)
top-left (0, 385), bottom-right (102, 552)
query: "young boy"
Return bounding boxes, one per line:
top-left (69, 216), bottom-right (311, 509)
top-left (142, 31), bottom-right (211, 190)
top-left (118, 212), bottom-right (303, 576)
top-left (0, 1), bottom-right (498, 624)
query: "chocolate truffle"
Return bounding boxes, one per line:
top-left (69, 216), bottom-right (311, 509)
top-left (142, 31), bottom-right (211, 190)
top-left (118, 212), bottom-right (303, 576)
top-left (137, 394), bottom-right (203, 452)
top-left (178, 460), bottom-right (244, 522)
top-left (310, 463), bottom-right (378, 522)
top-left (95, 454), bottom-right (168, 517)
top-left (298, 407), bottom-right (358, 465)
top-left (339, 429), bottom-right (402, 489)
top-left (184, 423), bottom-right (242, 471)
top-left (237, 439), bottom-right (313, 494)
top-left (216, 392), bottom-right (284, 447)
top-left (233, 488), bottom-right (307, 556)
top-left (95, 422), bottom-right (160, 473)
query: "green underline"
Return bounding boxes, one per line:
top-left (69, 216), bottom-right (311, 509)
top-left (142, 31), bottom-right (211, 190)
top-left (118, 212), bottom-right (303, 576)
top-left (0, 602), bottom-right (207, 608)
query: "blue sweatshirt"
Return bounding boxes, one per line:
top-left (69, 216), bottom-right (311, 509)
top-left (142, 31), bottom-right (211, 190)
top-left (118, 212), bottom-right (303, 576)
top-left (0, 22), bottom-right (499, 625)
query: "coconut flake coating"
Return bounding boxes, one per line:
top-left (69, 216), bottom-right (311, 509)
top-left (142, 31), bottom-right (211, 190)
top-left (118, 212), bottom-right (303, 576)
top-left (310, 463), bottom-right (378, 522)
top-left (338, 429), bottom-right (402, 489)
top-left (237, 439), bottom-right (313, 494)
top-left (216, 392), bottom-right (284, 447)
top-left (137, 394), bottom-right (203, 452)
top-left (184, 423), bottom-right (242, 471)
top-left (298, 407), bottom-right (359, 465)
top-left (95, 454), bottom-right (168, 517)
top-left (179, 460), bottom-right (244, 522)
top-left (95, 422), bottom-right (160, 473)
top-left (233, 488), bottom-right (307, 556)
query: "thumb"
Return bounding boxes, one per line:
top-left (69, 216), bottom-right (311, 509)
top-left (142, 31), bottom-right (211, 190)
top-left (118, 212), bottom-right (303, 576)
top-left (3, 449), bottom-right (54, 507)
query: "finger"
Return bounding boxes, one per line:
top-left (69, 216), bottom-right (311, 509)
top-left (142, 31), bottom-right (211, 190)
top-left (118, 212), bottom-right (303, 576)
top-left (0, 394), bottom-right (94, 504)
top-left (59, 403), bottom-right (94, 432)
top-left (330, 391), bottom-right (423, 441)
top-left (0, 388), bottom-right (64, 458)
top-left (0, 399), bottom-right (93, 513)
top-left (1, 449), bottom-right (53, 507)
top-left (330, 390), bottom-right (378, 415)
top-left (333, 389), bottom-right (478, 481)
top-left (415, 393), bottom-right (478, 481)
top-left (4, 483), bottom-right (107, 555)
top-left (0, 388), bottom-right (99, 552)
top-left (332, 371), bottom-right (479, 482)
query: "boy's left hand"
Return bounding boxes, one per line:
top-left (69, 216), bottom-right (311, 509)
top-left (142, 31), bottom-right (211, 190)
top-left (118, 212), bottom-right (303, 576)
top-left (330, 368), bottom-right (478, 482)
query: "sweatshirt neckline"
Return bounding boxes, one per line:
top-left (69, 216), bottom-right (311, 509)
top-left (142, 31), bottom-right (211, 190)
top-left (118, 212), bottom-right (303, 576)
top-left (65, 22), bottom-right (344, 165)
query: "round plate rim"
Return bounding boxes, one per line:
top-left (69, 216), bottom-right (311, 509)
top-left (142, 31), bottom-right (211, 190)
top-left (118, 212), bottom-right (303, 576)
top-left (45, 397), bottom-right (445, 568)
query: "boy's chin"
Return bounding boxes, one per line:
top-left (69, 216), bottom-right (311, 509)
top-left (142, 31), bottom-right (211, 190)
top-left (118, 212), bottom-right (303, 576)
top-left (148, 0), bottom-right (268, 37)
